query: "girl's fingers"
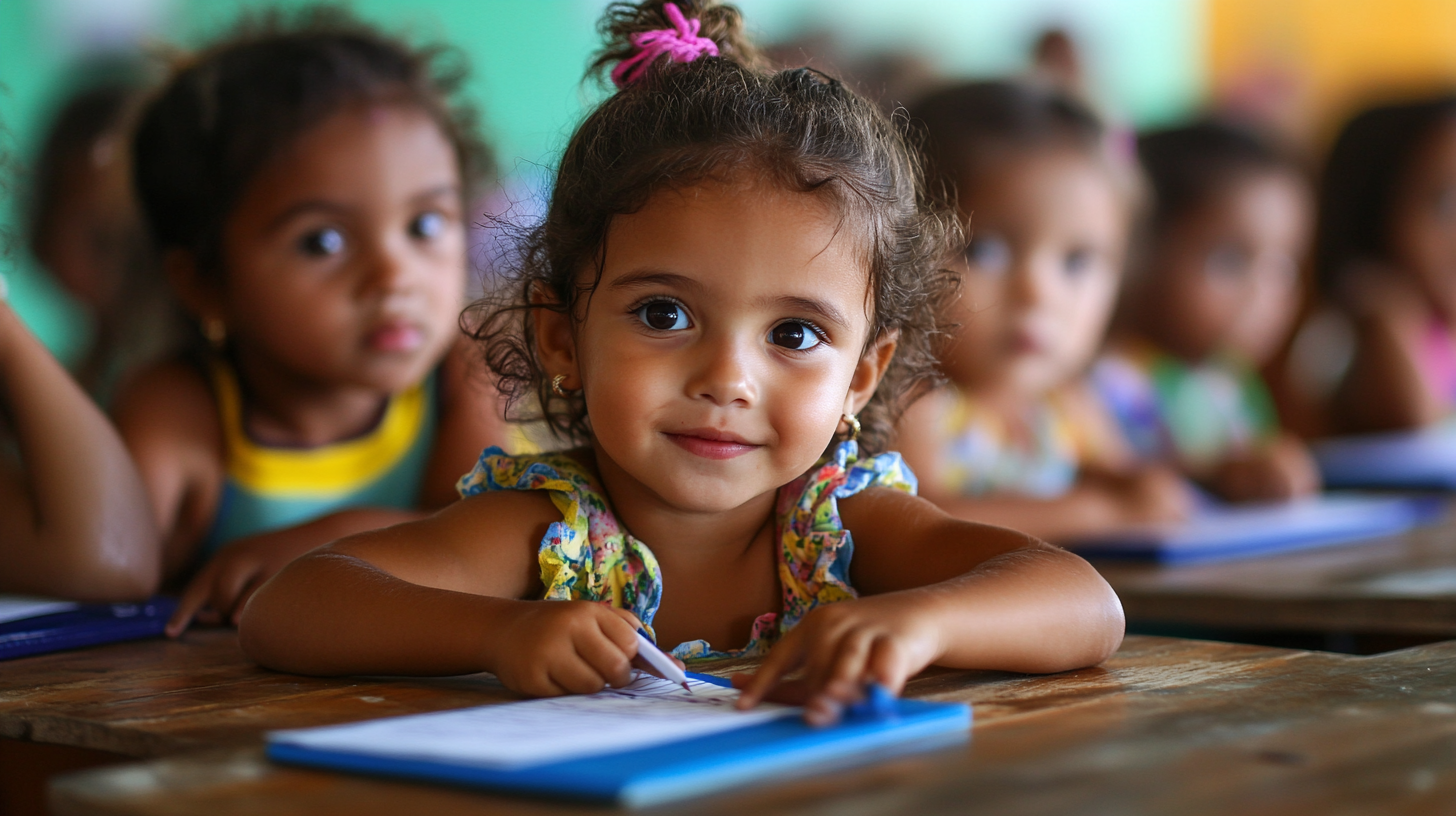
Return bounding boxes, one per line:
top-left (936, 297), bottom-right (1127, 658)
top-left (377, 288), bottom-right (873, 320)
top-left (737, 629), bottom-right (807, 710)
top-left (812, 627), bottom-right (873, 695)
top-left (166, 567), bottom-right (218, 636)
top-left (577, 630), bottom-right (634, 688)
top-left (547, 656), bottom-right (609, 696)
top-left (866, 635), bottom-right (912, 695)
top-left (211, 561), bottom-right (262, 620)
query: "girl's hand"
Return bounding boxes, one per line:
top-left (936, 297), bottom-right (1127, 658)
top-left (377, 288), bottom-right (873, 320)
top-left (1104, 466), bottom-right (1195, 524)
top-left (491, 601), bottom-right (643, 697)
top-left (732, 596), bottom-right (941, 726)
top-left (167, 531), bottom-right (318, 635)
top-left (1213, 435), bottom-right (1320, 503)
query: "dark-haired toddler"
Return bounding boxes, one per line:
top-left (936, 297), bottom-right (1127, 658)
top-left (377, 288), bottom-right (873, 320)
top-left (240, 0), bottom-right (1124, 725)
top-left (1094, 119), bottom-right (1319, 502)
top-left (112, 9), bottom-right (508, 633)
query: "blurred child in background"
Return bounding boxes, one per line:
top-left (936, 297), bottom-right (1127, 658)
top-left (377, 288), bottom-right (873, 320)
top-left (113, 10), bottom-right (507, 633)
top-left (26, 76), bottom-right (176, 401)
top-left (894, 80), bottom-right (1191, 542)
top-left (1095, 120), bottom-right (1319, 502)
top-left (1313, 96), bottom-right (1456, 433)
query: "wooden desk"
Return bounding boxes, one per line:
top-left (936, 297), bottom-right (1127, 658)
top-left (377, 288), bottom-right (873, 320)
top-left (1098, 504), bottom-right (1456, 637)
top-left (43, 634), bottom-right (1456, 815)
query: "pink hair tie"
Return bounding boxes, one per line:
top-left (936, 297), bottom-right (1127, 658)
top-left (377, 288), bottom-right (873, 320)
top-left (611, 2), bottom-right (720, 88)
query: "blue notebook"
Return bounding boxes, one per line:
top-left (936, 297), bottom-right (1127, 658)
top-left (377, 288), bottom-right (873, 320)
top-left (267, 672), bottom-right (971, 807)
top-left (0, 595), bottom-right (176, 661)
top-left (1067, 494), bottom-right (1443, 565)
top-left (1315, 425), bottom-right (1456, 490)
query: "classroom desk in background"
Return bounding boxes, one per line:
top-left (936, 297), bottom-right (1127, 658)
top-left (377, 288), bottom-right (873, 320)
top-left (7, 633), bottom-right (1456, 815)
top-left (1097, 501), bottom-right (1456, 641)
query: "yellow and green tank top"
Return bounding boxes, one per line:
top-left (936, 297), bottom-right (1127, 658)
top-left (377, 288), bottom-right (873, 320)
top-left (201, 363), bottom-right (439, 558)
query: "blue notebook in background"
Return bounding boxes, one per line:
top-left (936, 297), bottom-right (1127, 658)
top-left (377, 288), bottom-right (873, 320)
top-left (1067, 494), bottom-right (1443, 565)
top-left (267, 672), bottom-right (971, 807)
top-left (1315, 424), bottom-right (1456, 490)
top-left (0, 595), bottom-right (176, 661)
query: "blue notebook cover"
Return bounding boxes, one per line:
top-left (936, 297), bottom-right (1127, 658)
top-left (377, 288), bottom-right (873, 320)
top-left (267, 674), bottom-right (972, 807)
top-left (0, 596), bottom-right (176, 661)
top-left (1315, 426), bottom-right (1456, 490)
top-left (1067, 495), bottom-right (1443, 565)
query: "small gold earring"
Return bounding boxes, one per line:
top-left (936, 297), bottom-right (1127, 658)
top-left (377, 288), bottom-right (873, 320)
top-left (551, 374), bottom-right (569, 397)
top-left (203, 317), bottom-right (227, 348)
top-left (841, 412), bottom-right (861, 441)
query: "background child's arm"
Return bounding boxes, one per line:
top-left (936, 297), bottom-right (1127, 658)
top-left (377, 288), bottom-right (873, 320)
top-left (1333, 275), bottom-right (1448, 431)
top-left (0, 304), bottom-right (159, 600)
top-left (417, 338), bottom-right (512, 508)
top-left (111, 362), bottom-right (225, 580)
top-left (921, 469), bottom-right (1191, 543)
top-left (239, 490), bottom-right (643, 693)
top-left (737, 488), bottom-right (1123, 722)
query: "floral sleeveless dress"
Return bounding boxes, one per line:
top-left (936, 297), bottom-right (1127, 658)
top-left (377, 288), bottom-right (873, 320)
top-left (456, 440), bottom-right (916, 662)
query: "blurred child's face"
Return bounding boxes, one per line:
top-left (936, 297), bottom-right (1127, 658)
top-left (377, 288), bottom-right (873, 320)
top-left (214, 103), bottom-right (465, 392)
top-left (942, 149), bottom-right (1126, 399)
top-left (561, 179), bottom-right (887, 514)
top-left (1391, 119), bottom-right (1456, 319)
top-left (1140, 171), bottom-right (1308, 365)
top-left (34, 136), bottom-right (139, 310)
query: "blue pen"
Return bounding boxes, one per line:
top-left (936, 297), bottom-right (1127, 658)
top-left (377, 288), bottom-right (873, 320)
top-left (634, 628), bottom-right (691, 694)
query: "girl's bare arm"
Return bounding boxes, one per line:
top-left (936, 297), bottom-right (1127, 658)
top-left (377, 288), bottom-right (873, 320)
top-left (0, 304), bottom-right (160, 600)
top-left (418, 338), bottom-right (513, 508)
top-left (739, 488), bottom-right (1123, 719)
top-left (239, 490), bottom-right (644, 694)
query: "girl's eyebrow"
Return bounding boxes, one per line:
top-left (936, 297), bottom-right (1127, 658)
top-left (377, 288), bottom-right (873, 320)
top-left (266, 184), bottom-right (460, 232)
top-left (609, 270), bottom-right (705, 293)
top-left (766, 295), bottom-right (851, 331)
top-left (267, 199), bottom-right (351, 232)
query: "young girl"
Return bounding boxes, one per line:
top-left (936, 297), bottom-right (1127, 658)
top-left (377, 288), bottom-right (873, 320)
top-left (1095, 120), bottom-right (1318, 501)
top-left (0, 294), bottom-right (158, 600)
top-left (240, 0), bottom-right (1124, 723)
top-left (113, 12), bottom-right (506, 633)
top-left (1313, 96), bottom-right (1456, 433)
top-left (892, 81), bottom-right (1190, 542)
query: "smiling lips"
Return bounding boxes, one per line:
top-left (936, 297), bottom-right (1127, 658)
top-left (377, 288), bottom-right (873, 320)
top-left (666, 428), bottom-right (761, 460)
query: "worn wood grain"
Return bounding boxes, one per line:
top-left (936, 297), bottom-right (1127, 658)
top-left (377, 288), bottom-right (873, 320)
top-left (46, 638), bottom-right (1456, 816)
top-left (0, 630), bottom-right (1292, 759)
top-left (1098, 502), bottom-right (1456, 636)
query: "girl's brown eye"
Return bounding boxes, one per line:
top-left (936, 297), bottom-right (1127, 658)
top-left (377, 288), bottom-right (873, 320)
top-left (636, 300), bottom-right (690, 331)
top-left (769, 321), bottom-right (822, 350)
top-left (300, 228), bottom-right (345, 257)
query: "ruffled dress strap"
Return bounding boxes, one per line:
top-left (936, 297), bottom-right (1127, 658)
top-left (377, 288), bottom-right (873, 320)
top-left (672, 440), bottom-right (918, 662)
top-left (456, 447), bottom-right (665, 632)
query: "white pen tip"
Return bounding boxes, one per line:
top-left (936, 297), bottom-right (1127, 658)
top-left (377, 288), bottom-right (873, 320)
top-left (682, 682), bottom-right (692, 695)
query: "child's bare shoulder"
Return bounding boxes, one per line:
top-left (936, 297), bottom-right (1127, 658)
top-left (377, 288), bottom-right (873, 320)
top-left (111, 360), bottom-right (221, 459)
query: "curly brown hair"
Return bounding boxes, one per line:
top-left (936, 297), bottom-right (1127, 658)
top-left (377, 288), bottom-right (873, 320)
top-left (471, 0), bottom-right (959, 455)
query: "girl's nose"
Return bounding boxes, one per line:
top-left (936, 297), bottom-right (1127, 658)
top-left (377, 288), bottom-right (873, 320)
top-left (686, 334), bottom-right (758, 407)
top-left (1007, 256), bottom-right (1053, 310)
top-left (361, 236), bottom-right (417, 296)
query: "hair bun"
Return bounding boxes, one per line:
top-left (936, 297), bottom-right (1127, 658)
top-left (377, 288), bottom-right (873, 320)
top-left (591, 0), bottom-right (762, 85)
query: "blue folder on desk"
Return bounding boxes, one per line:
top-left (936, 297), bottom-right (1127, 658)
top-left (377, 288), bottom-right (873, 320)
top-left (267, 673), bottom-right (971, 807)
top-left (1315, 425), bottom-right (1456, 490)
top-left (1067, 494), bottom-right (1443, 565)
top-left (0, 596), bottom-right (176, 661)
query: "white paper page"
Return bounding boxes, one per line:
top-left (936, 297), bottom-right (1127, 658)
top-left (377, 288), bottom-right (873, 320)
top-left (271, 672), bottom-right (795, 770)
top-left (0, 595), bottom-right (79, 625)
